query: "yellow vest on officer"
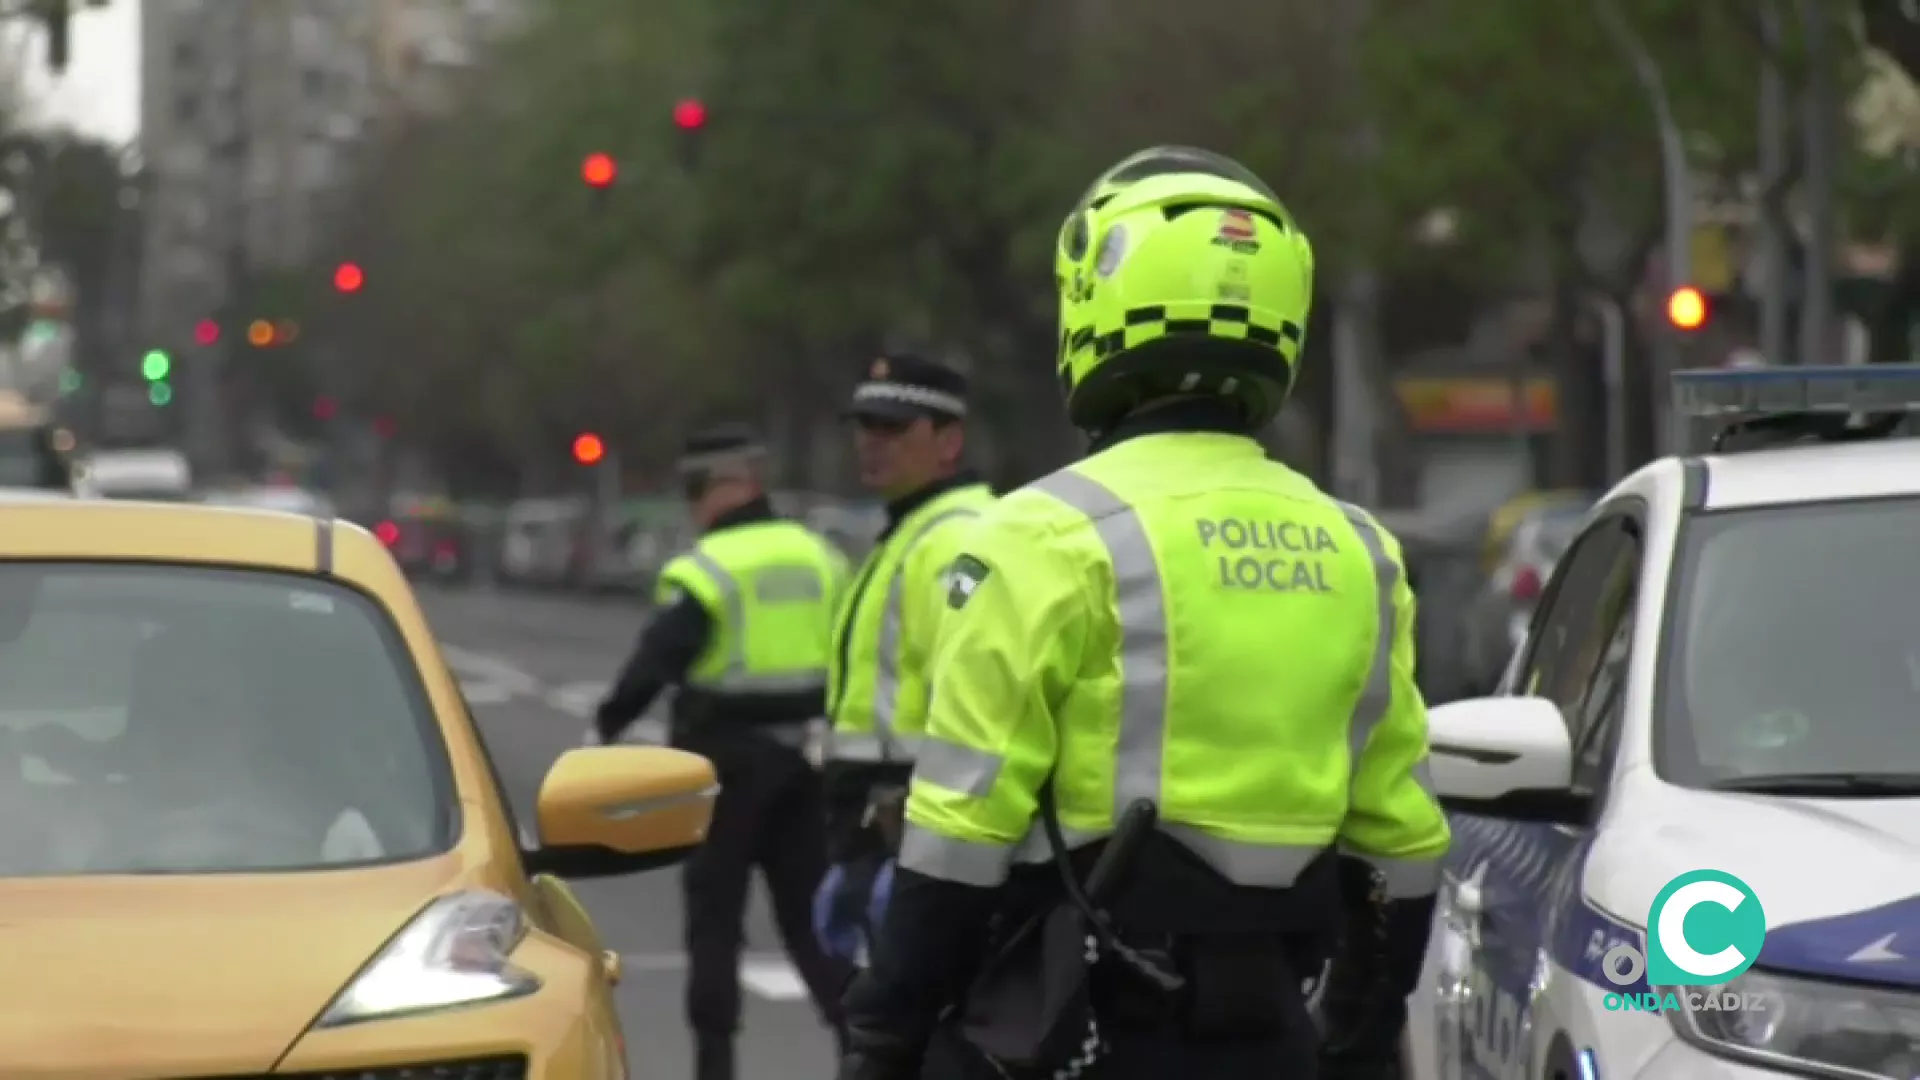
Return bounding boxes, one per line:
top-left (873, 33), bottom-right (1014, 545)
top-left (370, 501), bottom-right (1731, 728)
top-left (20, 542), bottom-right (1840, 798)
top-left (656, 519), bottom-right (848, 693)
top-left (827, 482), bottom-right (995, 760)
top-left (898, 431), bottom-right (1451, 898)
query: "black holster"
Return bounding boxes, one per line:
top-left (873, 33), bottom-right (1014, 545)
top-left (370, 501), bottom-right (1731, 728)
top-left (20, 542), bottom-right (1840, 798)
top-left (942, 785), bottom-right (1179, 1075)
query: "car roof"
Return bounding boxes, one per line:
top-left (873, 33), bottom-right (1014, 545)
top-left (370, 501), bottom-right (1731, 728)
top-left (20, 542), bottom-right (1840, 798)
top-left (1697, 436), bottom-right (1920, 509)
top-left (0, 498), bottom-right (384, 578)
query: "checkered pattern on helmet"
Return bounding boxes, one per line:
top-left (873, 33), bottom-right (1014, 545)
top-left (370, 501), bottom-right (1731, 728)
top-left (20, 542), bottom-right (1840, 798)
top-left (1089, 302), bottom-right (1303, 362)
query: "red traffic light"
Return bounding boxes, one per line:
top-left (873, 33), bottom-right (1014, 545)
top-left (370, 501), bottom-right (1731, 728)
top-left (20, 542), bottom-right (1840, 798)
top-left (572, 433), bottom-right (606, 465)
top-left (374, 520), bottom-right (401, 546)
top-left (334, 262), bottom-right (364, 293)
top-left (193, 319), bottom-right (219, 346)
top-left (313, 395), bottom-right (337, 420)
top-left (582, 152), bottom-right (616, 188)
top-left (673, 99), bottom-right (707, 130)
top-left (1667, 286), bottom-right (1707, 331)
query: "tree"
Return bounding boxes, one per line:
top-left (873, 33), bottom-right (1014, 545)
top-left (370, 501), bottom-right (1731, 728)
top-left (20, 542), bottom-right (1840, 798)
top-left (1355, 0), bottom-right (1779, 485)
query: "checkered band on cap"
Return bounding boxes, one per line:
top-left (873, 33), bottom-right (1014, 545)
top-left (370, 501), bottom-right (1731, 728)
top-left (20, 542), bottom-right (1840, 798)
top-left (852, 381), bottom-right (967, 418)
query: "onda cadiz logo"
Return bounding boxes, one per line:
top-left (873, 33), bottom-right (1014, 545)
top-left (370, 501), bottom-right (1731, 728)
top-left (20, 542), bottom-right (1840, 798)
top-left (1600, 870), bottom-right (1770, 1014)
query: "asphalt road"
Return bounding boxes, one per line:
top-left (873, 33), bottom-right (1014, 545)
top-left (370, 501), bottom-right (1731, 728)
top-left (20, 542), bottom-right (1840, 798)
top-left (416, 584), bottom-right (835, 1080)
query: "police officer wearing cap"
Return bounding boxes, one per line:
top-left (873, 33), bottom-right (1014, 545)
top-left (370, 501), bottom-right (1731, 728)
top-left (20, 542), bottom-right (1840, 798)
top-left (589, 423), bottom-right (854, 1080)
top-left (835, 147), bottom-right (1450, 1080)
top-left (812, 355), bottom-right (995, 971)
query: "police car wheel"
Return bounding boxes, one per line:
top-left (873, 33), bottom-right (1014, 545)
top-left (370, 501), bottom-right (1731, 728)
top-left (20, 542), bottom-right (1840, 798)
top-left (1540, 1033), bottom-right (1577, 1080)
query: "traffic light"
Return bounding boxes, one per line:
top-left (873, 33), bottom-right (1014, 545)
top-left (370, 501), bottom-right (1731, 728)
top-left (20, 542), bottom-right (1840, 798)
top-left (247, 319), bottom-right (276, 347)
top-left (148, 382), bottom-right (172, 406)
top-left (194, 319), bottom-right (220, 346)
top-left (373, 416), bottom-right (396, 439)
top-left (58, 369), bottom-right (80, 395)
top-left (572, 432), bottom-right (606, 465)
top-left (334, 262), bottom-right (364, 293)
top-left (582, 152), bottom-right (616, 189)
top-left (313, 395), bottom-right (337, 420)
top-left (1667, 286), bottom-right (1708, 332)
top-left (673, 98), bottom-right (706, 167)
top-left (141, 350), bottom-right (170, 381)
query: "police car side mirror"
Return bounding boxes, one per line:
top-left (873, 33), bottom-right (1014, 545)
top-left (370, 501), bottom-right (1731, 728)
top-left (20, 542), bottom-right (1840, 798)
top-left (1427, 696), bottom-right (1584, 825)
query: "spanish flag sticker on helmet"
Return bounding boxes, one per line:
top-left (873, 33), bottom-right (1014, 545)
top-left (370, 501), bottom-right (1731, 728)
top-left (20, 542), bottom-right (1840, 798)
top-left (1214, 209), bottom-right (1259, 254)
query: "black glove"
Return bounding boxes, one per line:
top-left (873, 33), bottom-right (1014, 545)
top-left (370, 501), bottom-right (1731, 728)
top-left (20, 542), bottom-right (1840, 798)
top-left (834, 1025), bottom-right (923, 1080)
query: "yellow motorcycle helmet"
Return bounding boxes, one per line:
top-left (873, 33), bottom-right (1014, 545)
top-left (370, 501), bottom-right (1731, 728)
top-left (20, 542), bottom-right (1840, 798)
top-left (1055, 146), bottom-right (1314, 433)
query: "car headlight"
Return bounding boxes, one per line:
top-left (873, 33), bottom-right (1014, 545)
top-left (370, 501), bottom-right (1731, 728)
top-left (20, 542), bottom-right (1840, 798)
top-left (317, 889), bottom-right (540, 1027)
top-left (1669, 966), bottom-right (1920, 1078)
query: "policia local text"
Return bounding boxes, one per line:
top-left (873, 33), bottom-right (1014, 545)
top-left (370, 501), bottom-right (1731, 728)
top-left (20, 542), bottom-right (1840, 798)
top-left (1197, 517), bottom-right (1337, 592)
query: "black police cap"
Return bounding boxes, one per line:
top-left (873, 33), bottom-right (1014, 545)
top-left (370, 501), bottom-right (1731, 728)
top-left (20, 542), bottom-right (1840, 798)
top-left (677, 423), bottom-right (766, 473)
top-left (843, 353), bottom-right (968, 424)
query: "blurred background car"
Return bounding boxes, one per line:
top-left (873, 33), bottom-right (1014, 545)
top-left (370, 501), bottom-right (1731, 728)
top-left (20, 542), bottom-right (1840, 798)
top-left (1457, 491), bottom-right (1593, 695)
top-left (498, 497), bottom-right (588, 589)
top-left (374, 493), bottom-right (474, 584)
top-left (80, 447), bottom-right (193, 501)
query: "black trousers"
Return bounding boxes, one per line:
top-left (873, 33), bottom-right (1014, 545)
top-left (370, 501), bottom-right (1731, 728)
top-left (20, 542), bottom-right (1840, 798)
top-left (680, 729), bottom-right (851, 1079)
top-left (921, 1025), bottom-right (1321, 1079)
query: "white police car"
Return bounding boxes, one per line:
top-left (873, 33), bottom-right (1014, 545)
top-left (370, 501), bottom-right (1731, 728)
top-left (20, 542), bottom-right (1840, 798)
top-left (1407, 365), bottom-right (1920, 1079)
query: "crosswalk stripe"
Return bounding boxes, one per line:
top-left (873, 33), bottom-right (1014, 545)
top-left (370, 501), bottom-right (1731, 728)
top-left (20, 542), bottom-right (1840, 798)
top-left (617, 952), bottom-right (810, 1001)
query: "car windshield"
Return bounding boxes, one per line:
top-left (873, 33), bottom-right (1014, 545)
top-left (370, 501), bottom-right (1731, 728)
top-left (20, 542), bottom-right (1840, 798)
top-left (1657, 498), bottom-right (1920, 787)
top-left (0, 429), bottom-right (57, 489)
top-left (0, 563), bottom-right (454, 876)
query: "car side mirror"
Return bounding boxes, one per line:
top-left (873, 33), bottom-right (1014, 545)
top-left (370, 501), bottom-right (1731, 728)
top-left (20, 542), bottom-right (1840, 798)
top-left (1428, 696), bottom-right (1585, 825)
top-left (524, 746), bottom-right (716, 878)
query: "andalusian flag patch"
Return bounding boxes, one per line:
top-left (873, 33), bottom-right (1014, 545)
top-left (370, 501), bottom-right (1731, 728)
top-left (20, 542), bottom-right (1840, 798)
top-left (946, 555), bottom-right (991, 609)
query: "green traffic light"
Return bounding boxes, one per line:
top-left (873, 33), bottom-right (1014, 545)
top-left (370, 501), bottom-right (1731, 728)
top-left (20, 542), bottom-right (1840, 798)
top-left (148, 381), bottom-right (172, 406)
top-left (141, 350), bottom-right (170, 381)
top-left (58, 369), bottom-right (81, 394)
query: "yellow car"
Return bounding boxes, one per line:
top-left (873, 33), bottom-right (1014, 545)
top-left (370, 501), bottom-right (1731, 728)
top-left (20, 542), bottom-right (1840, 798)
top-left (0, 497), bottom-right (716, 1078)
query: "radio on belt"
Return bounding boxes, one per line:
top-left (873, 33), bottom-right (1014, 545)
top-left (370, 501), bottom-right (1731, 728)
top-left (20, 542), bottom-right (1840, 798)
top-left (1672, 363), bottom-right (1920, 452)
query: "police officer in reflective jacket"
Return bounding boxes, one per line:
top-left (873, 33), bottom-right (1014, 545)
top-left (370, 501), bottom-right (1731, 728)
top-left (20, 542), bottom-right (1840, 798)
top-left (836, 148), bottom-right (1452, 1080)
top-left (815, 355), bottom-right (995, 966)
top-left (589, 424), bottom-right (853, 1080)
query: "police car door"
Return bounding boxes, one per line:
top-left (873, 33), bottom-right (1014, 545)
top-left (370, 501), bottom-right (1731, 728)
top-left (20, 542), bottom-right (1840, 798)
top-left (1446, 510), bottom-right (1642, 1080)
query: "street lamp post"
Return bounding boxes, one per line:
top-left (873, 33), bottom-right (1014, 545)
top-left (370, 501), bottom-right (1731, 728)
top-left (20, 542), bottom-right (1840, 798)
top-left (1594, 0), bottom-right (1691, 455)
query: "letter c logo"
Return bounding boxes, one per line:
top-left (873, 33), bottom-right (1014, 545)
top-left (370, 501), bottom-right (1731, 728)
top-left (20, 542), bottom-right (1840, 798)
top-left (1646, 871), bottom-right (1767, 987)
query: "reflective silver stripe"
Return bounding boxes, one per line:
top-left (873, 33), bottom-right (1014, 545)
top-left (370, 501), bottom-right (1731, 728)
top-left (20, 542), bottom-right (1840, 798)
top-left (899, 824), bottom-right (1008, 887)
top-left (1337, 505), bottom-right (1397, 771)
top-left (866, 505), bottom-right (982, 760)
top-left (678, 548), bottom-right (829, 693)
top-left (696, 671), bottom-right (829, 693)
top-left (913, 735), bottom-right (1003, 797)
top-left (1336, 502), bottom-right (1441, 900)
top-left (901, 470), bottom-right (1437, 893)
top-left (902, 821), bottom-right (1334, 889)
top-left (1028, 470), bottom-right (1166, 817)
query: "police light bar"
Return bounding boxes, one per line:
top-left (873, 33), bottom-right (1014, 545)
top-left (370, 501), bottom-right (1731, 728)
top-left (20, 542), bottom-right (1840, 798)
top-left (1672, 364), bottom-right (1920, 418)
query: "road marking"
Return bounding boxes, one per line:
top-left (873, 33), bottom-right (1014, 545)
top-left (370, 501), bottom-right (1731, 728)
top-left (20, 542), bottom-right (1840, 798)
top-left (547, 680), bottom-right (668, 743)
top-left (442, 645), bottom-right (543, 707)
top-left (617, 952), bottom-right (811, 1001)
top-left (739, 955), bottom-right (810, 1000)
top-left (547, 680), bottom-right (607, 718)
